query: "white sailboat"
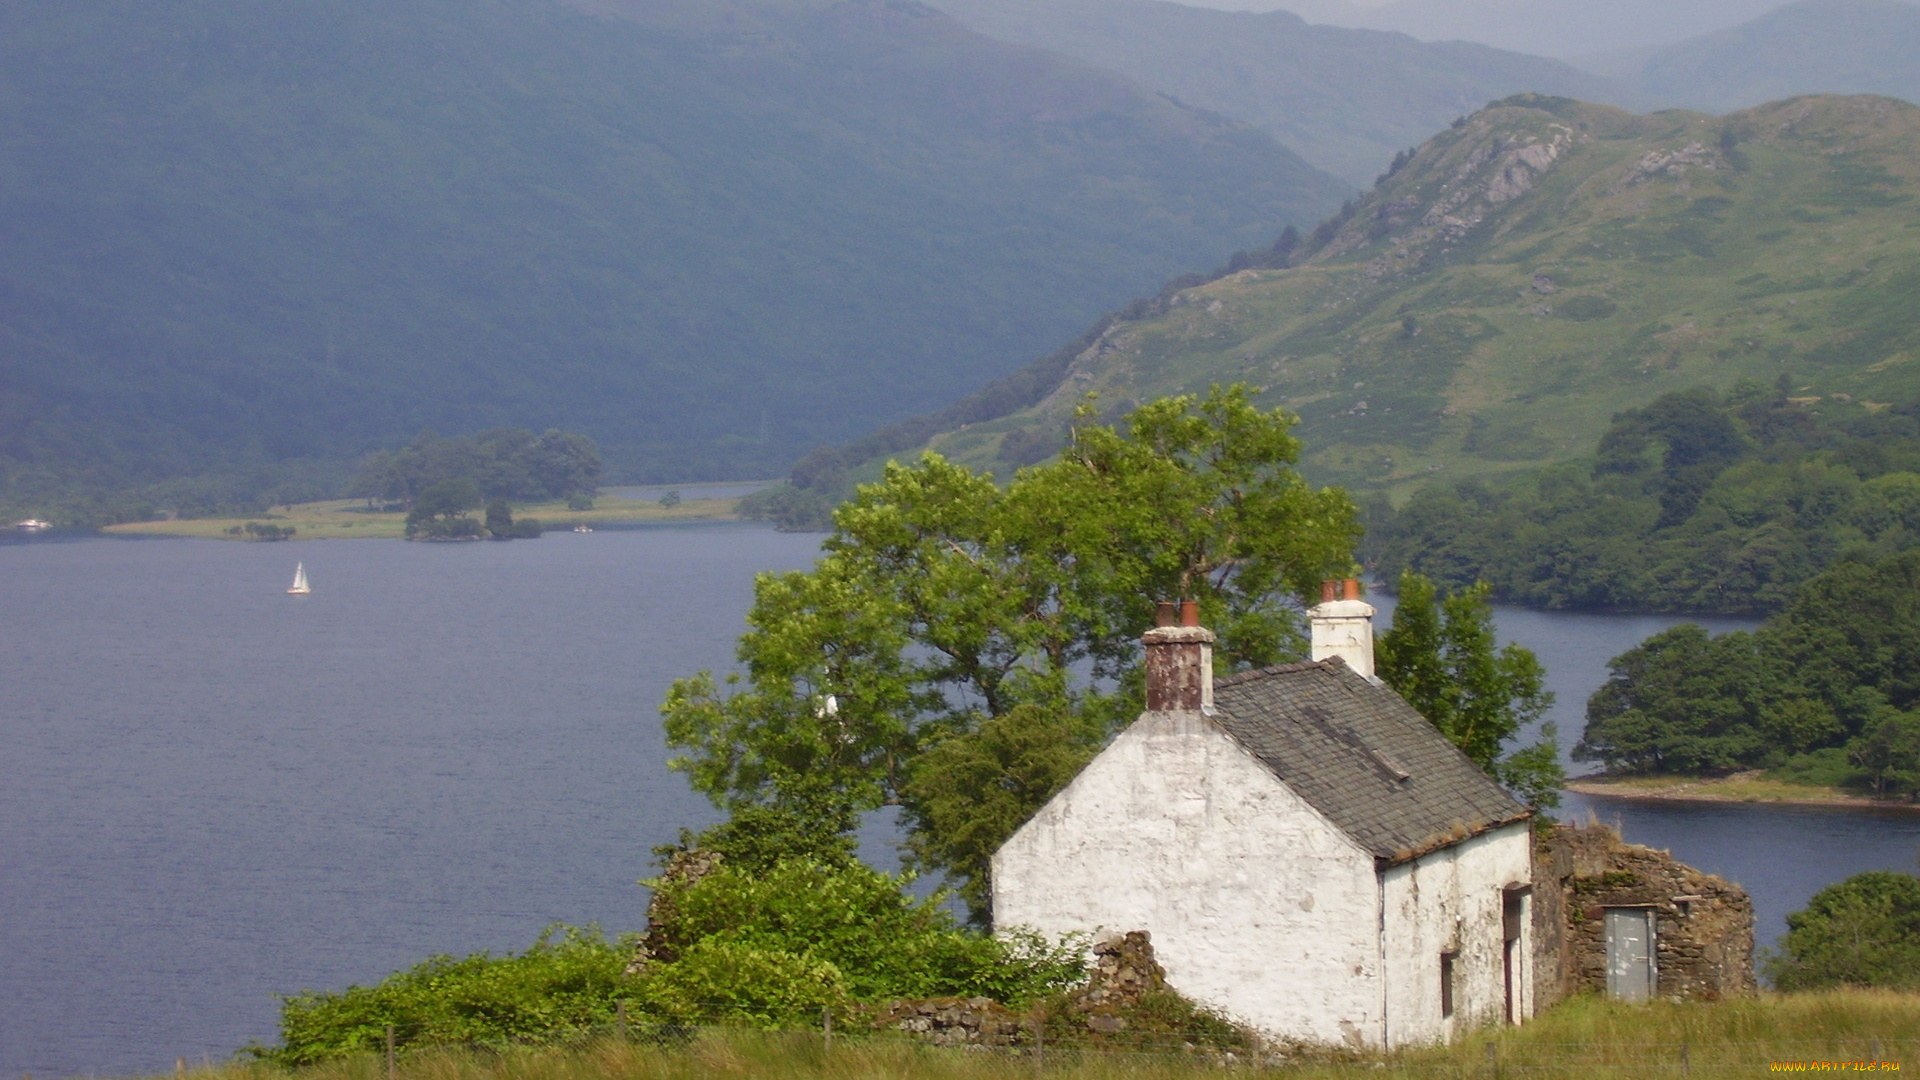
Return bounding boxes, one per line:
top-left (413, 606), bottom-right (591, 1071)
top-left (287, 562), bottom-right (311, 595)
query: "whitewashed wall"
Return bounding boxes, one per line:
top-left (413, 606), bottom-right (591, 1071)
top-left (993, 709), bottom-right (1387, 1047)
top-left (1379, 822), bottom-right (1533, 1047)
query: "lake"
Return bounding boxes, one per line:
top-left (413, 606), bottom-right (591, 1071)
top-left (4, 523), bottom-right (1918, 1078)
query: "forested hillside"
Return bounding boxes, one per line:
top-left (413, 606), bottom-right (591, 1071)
top-left (0, 0), bottom-right (1347, 519)
top-left (826, 95), bottom-right (1920, 535)
top-left (1369, 384), bottom-right (1920, 612)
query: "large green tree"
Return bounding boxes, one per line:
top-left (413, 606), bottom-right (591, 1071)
top-left (1375, 572), bottom-right (1563, 814)
top-left (662, 386), bottom-right (1359, 913)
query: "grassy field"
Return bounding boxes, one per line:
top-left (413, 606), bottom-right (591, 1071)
top-left (153, 992), bottom-right (1915, 1080)
top-left (100, 493), bottom-right (744, 541)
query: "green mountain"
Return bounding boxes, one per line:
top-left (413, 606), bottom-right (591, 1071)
top-left (0, 0), bottom-right (1347, 511)
top-left (1632, 0), bottom-right (1920, 112)
top-left (847, 94), bottom-right (1920, 503)
top-left (929, 0), bottom-right (1634, 184)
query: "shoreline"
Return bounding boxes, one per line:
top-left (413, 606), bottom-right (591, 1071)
top-left (100, 494), bottom-right (746, 541)
top-left (1566, 772), bottom-right (1920, 812)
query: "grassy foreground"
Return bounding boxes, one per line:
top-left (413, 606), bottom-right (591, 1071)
top-left (101, 494), bottom-right (743, 541)
top-left (158, 992), bottom-right (1915, 1080)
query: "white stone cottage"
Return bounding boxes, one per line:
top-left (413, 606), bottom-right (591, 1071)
top-left (992, 585), bottom-right (1535, 1048)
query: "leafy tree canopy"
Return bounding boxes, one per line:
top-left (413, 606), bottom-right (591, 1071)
top-left (355, 429), bottom-right (601, 508)
top-left (662, 386), bottom-right (1360, 915)
top-left (1578, 549), bottom-right (1920, 782)
top-left (1766, 872), bottom-right (1920, 990)
top-left (1375, 572), bottom-right (1562, 815)
top-left (1370, 383), bottom-right (1920, 615)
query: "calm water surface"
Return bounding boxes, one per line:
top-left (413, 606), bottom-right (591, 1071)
top-left (4, 530), bottom-right (1919, 1078)
top-left (1, 524), bottom-right (818, 1078)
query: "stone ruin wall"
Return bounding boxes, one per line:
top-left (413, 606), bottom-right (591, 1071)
top-left (1531, 823), bottom-right (1755, 1006)
top-left (874, 930), bottom-right (1172, 1046)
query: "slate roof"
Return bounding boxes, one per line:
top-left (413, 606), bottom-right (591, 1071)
top-left (1211, 658), bottom-right (1529, 865)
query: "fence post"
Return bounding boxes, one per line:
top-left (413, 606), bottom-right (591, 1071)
top-left (617, 1000), bottom-right (629, 1042)
top-left (385, 1024), bottom-right (396, 1080)
top-left (823, 1006), bottom-right (833, 1054)
top-left (1681, 1042), bottom-right (1690, 1076)
top-left (174, 1059), bottom-right (186, 1076)
top-left (1033, 1018), bottom-right (1045, 1074)
top-left (1485, 1041), bottom-right (1498, 1080)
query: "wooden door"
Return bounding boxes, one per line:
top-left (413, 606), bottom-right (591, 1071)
top-left (1604, 907), bottom-right (1656, 1002)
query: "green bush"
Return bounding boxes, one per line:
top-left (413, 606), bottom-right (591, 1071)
top-left (1767, 872), bottom-right (1920, 990)
top-left (637, 939), bottom-right (849, 1025)
top-left (1765, 747), bottom-right (1860, 787)
top-left (256, 926), bottom-right (636, 1066)
top-left (638, 858), bottom-right (1085, 1015)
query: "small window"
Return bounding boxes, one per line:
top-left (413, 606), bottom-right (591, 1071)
top-left (1440, 950), bottom-right (1458, 1018)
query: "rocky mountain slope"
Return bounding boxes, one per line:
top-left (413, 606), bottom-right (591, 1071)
top-left (0, 0), bottom-right (1346, 508)
top-left (874, 95), bottom-right (1920, 499)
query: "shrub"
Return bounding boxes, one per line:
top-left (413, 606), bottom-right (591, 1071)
top-left (256, 926), bottom-right (636, 1065)
top-left (1766, 872), bottom-right (1920, 990)
top-left (637, 858), bottom-right (1085, 1015)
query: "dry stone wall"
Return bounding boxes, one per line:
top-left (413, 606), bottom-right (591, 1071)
top-left (1532, 824), bottom-right (1754, 1004)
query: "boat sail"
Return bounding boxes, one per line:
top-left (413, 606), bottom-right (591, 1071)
top-left (287, 563), bottom-right (311, 595)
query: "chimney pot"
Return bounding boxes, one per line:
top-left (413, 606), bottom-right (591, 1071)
top-left (1309, 578), bottom-right (1378, 681)
top-left (1142, 603), bottom-right (1215, 711)
top-left (1155, 601), bottom-right (1179, 628)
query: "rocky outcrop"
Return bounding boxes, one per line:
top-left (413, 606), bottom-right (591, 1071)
top-left (1532, 824), bottom-right (1755, 1005)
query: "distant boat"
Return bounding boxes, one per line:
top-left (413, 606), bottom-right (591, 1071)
top-left (573, 523), bottom-right (593, 533)
top-left (14, 518), bottom-right (50, 530)
top-left (287, 563), bottom-right (311, 595)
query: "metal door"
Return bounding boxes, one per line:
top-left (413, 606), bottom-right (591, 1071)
top-left (1604, 907), bottom-right (1656, 1002)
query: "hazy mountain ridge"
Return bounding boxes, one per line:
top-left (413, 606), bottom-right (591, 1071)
top-left (929, 0), bottom-right (1635, 184)
top-left (0, 0), bottom-right (1347, 512)
top-left (861, 95), bottom-right (1920, 499)
top-left (1630, 0), bottom-right (1920, 111)
top-left (1249, 0), bottom-right (1886, 58)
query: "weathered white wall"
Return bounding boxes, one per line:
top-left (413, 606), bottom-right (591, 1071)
top-left (1380, 822), bottom-right (1533, 1047)
top-left (993, 709), bottom-right (1387, 1047)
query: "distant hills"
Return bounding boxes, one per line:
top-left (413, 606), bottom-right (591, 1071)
top-left (1631, 0), bottom-right (1920, 111)
top-left (929, 0), bottom-right (1628, 184)
top-left (830, 95), bottom-right (1920, 500)
top-left (0, 0), bottom-right (1347, 512)
top-left (1224, 0), bottom-right (1876, 58)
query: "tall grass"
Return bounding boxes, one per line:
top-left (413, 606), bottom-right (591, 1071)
top-left (152, 990), bottom-right (1919, 1080)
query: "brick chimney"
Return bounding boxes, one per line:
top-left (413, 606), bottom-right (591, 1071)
top-left (1309, 578), bottom-right (1377, 681)
top-left (1143, 600), bottom-right (1214, 711)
